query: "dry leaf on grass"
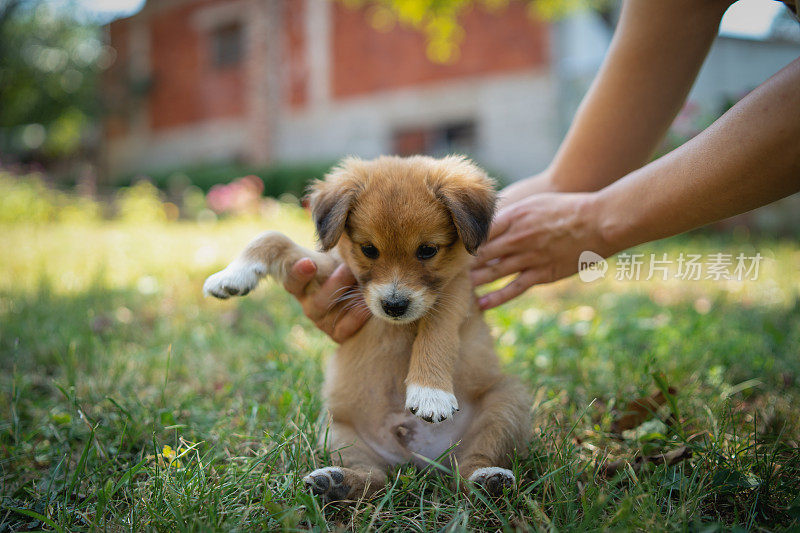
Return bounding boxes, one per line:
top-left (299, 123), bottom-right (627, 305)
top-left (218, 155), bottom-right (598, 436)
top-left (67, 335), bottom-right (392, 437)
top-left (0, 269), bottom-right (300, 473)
top-left (599, 446), bottom-right (692, 477)
top-left (612, 387), bottom-right (677, 434)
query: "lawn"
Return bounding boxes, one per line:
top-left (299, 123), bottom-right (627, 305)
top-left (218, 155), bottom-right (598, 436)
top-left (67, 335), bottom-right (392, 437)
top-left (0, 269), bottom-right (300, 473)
top-left (1, 204), bottom-right (799, 531)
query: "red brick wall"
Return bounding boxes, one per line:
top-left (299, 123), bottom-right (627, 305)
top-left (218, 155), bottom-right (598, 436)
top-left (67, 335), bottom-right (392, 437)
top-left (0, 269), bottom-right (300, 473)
top-left (332, 2), bottom-right (549, 99)
top-left (285, 1), bottom-right (308, 109)
top-left (107, 0), bottom-right (550, 136)
top-left (148, 0), bottom-right (246, 131)
top-left (105, 19), bottom-right (129, 139)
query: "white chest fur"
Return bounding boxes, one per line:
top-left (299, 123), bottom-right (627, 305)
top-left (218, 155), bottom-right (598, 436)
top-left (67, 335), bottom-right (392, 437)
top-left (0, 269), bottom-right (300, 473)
top-left (364, 403), bottom-right (474, 468)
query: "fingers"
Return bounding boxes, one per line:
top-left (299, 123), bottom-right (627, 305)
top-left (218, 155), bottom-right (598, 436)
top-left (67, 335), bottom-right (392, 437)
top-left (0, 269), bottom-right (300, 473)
top-left (474, 233), bottom-right (517, 269)
top-left (315, 292), bottom-right (370, 343)
top-left (471, 253), bottom-right (536, 287)
top-left (473, 210), bottom-right (513, 267)
top-left (477, 269), bottom-right (541, 310)
top-left (283, 259), bottom-right (368, 344)
top-left (307, 264), bottom-right (358, 321)
top-left (283, 258), bottom-right (317, 296)
top-left (330, 306), bottom-right (370, 344)
top-left (487, 208), bottom-right (513, 241)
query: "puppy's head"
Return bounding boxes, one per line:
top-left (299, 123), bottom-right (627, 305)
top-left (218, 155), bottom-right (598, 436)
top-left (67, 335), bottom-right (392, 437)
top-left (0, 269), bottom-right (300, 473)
top-left (309, 155), bottom-right (496, 323)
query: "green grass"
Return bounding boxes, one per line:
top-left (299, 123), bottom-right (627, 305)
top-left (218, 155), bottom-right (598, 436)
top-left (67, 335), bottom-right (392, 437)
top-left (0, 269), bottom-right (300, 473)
top-left (1, 207), bottom-right (799, 531)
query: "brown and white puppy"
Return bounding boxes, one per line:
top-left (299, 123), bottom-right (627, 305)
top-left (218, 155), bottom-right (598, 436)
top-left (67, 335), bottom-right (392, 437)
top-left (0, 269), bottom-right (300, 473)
top-left (204, 155), bottom-right (531, 500)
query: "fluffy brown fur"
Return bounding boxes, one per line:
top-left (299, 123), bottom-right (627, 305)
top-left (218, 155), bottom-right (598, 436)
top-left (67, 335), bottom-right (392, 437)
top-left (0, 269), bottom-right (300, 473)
top-left (204, 155), bottom-right (531, 500)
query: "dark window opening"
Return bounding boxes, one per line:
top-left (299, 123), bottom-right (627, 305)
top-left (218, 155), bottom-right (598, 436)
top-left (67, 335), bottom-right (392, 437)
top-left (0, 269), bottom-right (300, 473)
top-left (211, 22), bottom-right (243, 68)
top-left (392, 121), bottom-right (477, 157)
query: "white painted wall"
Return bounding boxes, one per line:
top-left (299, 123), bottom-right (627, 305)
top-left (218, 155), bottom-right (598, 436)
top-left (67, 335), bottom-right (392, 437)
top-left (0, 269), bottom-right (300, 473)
top-left (108, 0), bottom-right (561, 181)
top-left (108, 1), bottom-right (798, 182)
top-left (689, 36), bottom-right (800, 108)
top-left (275, 71), bottom-right (559, 181)
top-left (551, 3), bottom-right (800, 134)
top-left (107, 118), bottom-right (249, 175)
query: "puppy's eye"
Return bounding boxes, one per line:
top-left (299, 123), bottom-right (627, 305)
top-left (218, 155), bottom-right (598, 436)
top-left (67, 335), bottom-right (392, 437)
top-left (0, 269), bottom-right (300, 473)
top-left (416, 244), bottom-right (438, 260)
top-left (361, 244), bottom-right (379, 259)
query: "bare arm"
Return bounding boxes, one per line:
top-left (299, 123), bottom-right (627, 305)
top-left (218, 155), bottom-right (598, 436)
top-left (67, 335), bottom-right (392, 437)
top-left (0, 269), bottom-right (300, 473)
top-left (595, 57), bottom-right (800, 253)
top-left (498, 0), bottom-right (733, 209)
top-left (474, 56), bottom-right (800, 309)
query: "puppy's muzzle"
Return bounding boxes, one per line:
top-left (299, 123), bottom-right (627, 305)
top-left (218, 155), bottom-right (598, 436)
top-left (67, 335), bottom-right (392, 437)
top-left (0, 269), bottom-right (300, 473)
top-left (381, 296), bottom-right (410, 318)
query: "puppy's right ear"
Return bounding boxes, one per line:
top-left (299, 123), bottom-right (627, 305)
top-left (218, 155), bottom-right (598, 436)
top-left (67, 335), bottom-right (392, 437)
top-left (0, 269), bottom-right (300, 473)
top-left (308, 158), bottom-right (366, 251)
top-left (428, 156), bottom-right (497, 255)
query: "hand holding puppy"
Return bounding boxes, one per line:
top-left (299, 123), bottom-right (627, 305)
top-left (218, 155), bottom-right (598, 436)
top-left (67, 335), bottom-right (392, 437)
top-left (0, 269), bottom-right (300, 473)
top-left (205, 156), bottom-right (531, 501)
top-left (283, 258), bottom-right (369, 343)
top-left (286, 190), bottom-right (611, 334)
top-left (471, 192), bottom-right (611, 310)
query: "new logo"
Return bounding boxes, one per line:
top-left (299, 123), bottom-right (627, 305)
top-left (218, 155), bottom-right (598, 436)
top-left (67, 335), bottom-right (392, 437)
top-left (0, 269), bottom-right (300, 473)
top-left (578, 251), bottom-right (607, 283)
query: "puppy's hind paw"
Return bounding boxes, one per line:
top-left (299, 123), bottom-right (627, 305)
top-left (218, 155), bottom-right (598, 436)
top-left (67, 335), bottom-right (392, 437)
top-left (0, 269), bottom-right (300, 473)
top-left (468, 467), bottom-right (515, 496)
top-left (405, 385), bottom-right (459, 423)
top-left (303, 467), bottom-right (351, 501)
top-left (203, 261), bottom-right (266, 299)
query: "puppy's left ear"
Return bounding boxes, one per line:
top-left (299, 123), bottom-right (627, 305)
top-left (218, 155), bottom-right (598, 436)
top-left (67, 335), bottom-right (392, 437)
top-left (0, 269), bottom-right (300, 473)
top-left (308, 157), bottom-right (367, 251)
top-left (429, 156), bottom-right (497, 255)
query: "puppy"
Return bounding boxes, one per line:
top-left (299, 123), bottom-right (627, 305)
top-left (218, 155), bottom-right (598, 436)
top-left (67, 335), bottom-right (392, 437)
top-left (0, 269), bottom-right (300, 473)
top-left (204, 155), bottom-right (531, 500)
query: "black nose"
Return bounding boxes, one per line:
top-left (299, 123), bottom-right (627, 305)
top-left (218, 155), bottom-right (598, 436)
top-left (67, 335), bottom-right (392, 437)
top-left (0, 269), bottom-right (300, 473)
top-left (381, 297), bottom-right (410, 318)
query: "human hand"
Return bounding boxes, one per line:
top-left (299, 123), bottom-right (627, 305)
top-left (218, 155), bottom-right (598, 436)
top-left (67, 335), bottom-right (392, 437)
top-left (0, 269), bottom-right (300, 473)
top-left (471, 192), bottom-right (609, 309)
top-left (283, 258), bottom-right (370, 343)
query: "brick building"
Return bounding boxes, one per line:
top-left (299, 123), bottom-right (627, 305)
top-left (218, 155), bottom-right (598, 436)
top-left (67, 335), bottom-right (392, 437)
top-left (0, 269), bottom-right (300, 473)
top-left (104, 0), bottom-right (557, 179)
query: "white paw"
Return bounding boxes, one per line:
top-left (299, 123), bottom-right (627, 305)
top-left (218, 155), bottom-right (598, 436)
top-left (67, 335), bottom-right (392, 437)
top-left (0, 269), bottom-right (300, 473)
top-left (405, 385), bottom-right (459, 423)
top-left (468, 467), bottom-right (515, 495)
top-left (203, 260), bottom-right (266, 299)
top-left (303, 466), bottom-right (350, 500)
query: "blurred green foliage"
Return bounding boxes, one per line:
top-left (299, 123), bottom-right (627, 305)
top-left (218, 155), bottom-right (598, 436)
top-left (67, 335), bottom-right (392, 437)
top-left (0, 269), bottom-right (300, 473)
top-left (0, 170), bottom-right (176, 223)
top-left (115, 181), bottom-right (168, 223)
top-left (117, 160), bottom-right (338, 197)
top-left (0, 0), bottom-right (108, 158)
top-left (0, 170), bottom-right (101, 223)
top-left (0, 165), bottom-right (321, 224)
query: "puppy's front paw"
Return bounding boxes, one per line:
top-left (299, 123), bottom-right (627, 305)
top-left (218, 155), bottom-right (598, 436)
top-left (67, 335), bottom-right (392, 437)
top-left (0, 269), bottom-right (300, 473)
top-left (468, 467), bottom-right (515, 496)
top-left (303, 466), bottom-right (350, 501)
top-left (203, 261), bottom-right (266, 299)
top-left (405, 385), bottom-right (459, 423)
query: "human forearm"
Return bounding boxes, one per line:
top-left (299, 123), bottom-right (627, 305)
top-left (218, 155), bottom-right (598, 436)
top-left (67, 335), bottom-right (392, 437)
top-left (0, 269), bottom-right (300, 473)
top-left (549, 0), bottom-right (731, 194)
top-left (500, 0), bottom-right (730, 209)
top-left (496, 170), bottom-right (554, 211)
top-left (594, 57), bottom-right (800, 253)
top-left (474, 57), bottom-right (800, 309)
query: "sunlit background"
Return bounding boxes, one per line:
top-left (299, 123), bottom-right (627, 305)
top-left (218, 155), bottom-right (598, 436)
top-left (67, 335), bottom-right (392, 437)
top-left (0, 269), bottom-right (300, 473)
top-left (3, 0), bottom-right (799, 196)
top-left (78, 0), bottom-right (146, 18)
top-left (74, 0), bottom-right (798, 35)
top-left (1, 1), bottom-right (799, 530)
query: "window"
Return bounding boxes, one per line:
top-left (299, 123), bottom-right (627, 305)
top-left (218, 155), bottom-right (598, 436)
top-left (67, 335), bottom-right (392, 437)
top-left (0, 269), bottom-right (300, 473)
top-left (392, 121), bottom-right (477, 157)
top-left (211, 22), bottom-right (243, 68)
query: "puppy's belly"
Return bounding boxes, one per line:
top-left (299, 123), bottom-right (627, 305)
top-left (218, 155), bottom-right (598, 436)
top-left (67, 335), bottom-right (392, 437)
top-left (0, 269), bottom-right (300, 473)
top-left (364, 403), bottom-right (474, 468)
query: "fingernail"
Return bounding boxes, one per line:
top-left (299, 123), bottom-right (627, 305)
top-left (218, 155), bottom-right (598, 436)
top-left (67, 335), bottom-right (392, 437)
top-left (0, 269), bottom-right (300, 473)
top-left (477, 297), bottom-right (489, 309)
top-left (298, 258), bottom-right (315, 274)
